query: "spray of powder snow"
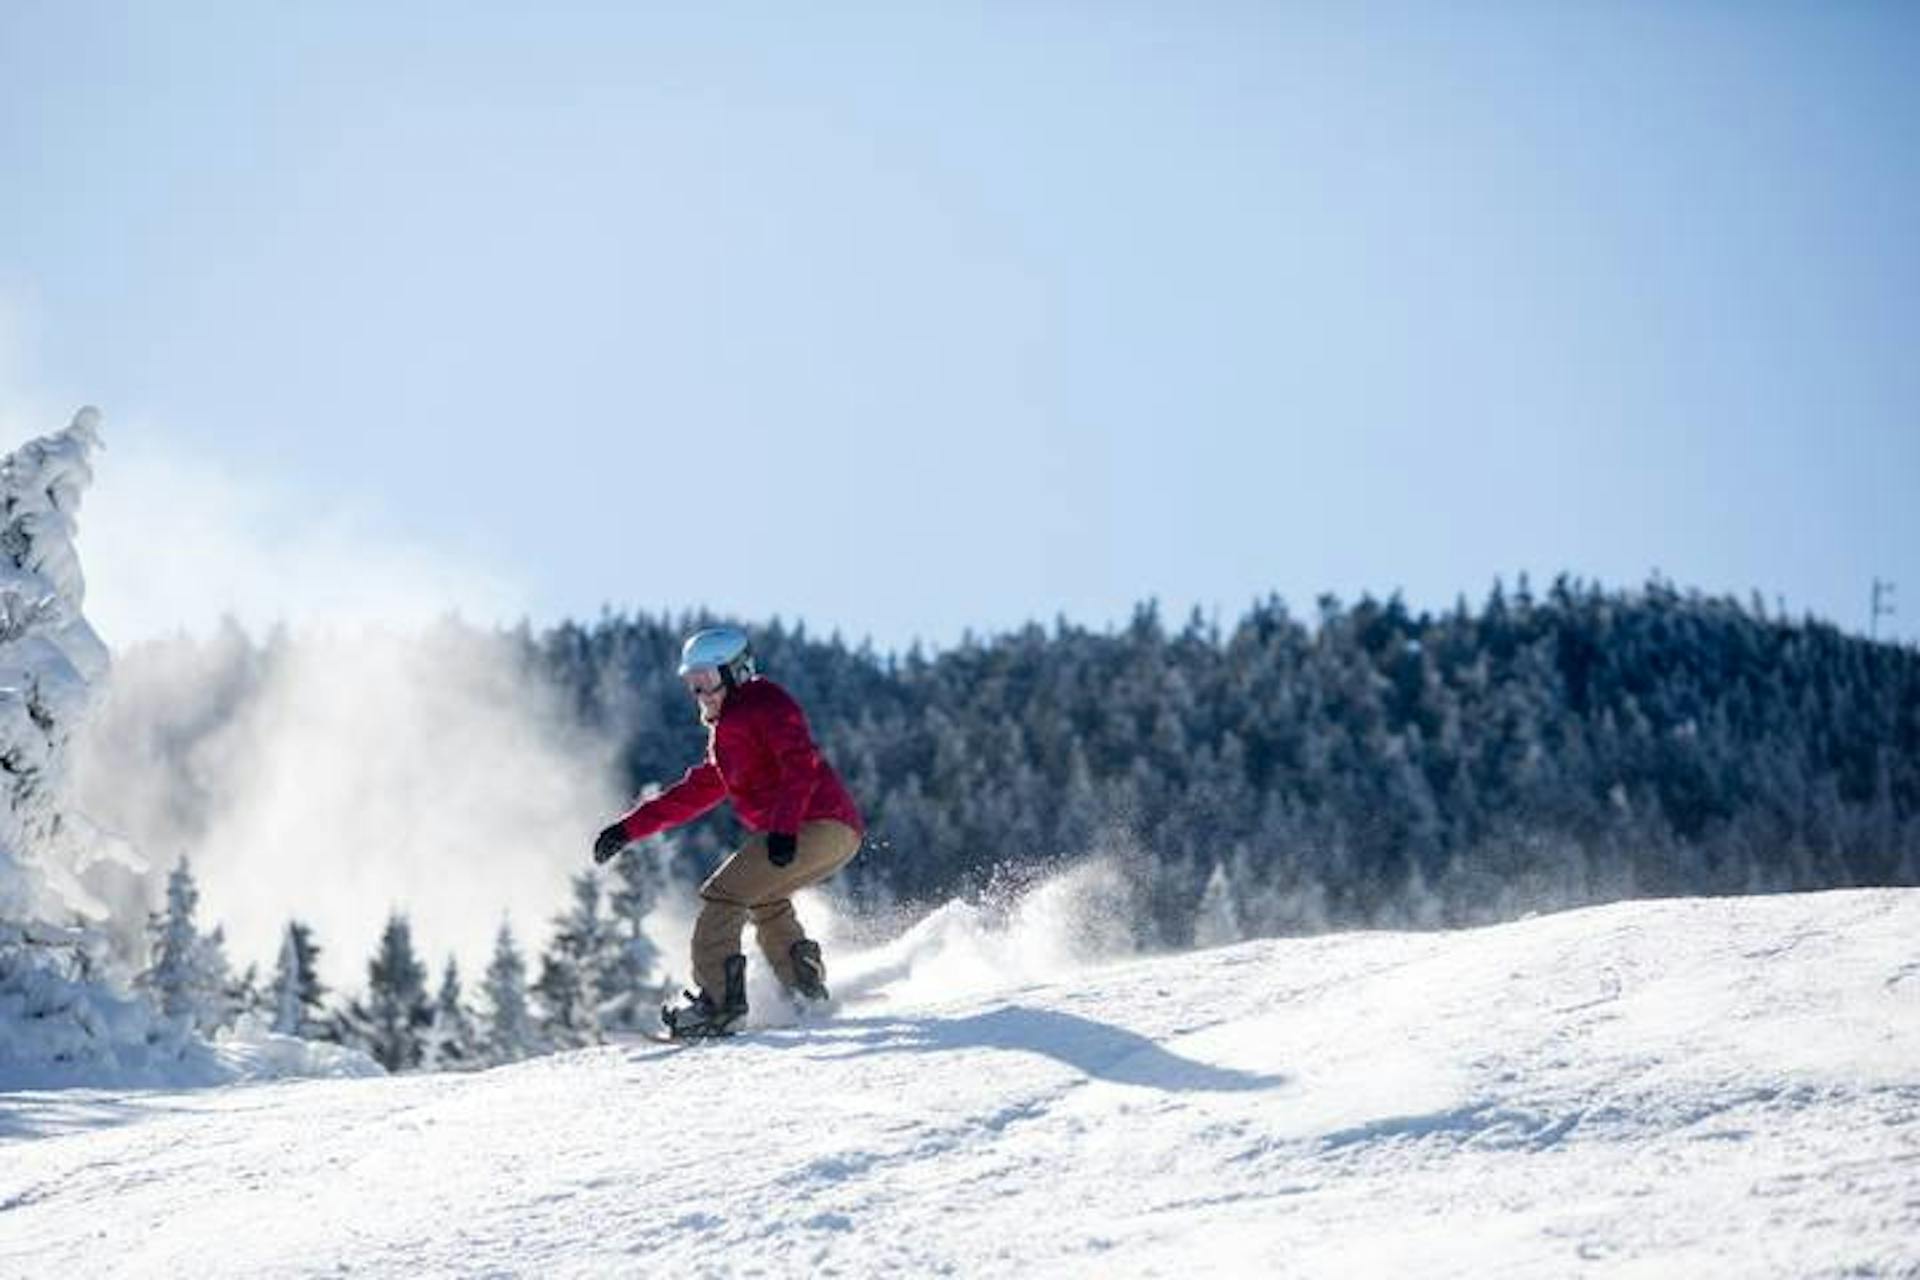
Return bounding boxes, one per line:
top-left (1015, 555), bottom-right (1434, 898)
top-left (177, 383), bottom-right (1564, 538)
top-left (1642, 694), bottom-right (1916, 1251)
top-left (640, 855), bottom-right (1150, 1020)
top-left (75, 622), bottom-right (628, 994)
top-left (837, 858), bottom-right (1145, 1007)
top-left (47, 408), bottom-right (631, 993)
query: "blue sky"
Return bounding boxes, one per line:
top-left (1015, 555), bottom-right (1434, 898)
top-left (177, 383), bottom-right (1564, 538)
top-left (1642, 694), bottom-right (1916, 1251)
top-left (2, 2), bottom-right (1915, 652)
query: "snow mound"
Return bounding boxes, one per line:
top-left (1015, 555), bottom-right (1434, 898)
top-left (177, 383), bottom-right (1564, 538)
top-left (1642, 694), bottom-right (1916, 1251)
top-left (0, 922), bottom-right (218, 1091)
top-left (211, 1015), bottom-right (384, 1082)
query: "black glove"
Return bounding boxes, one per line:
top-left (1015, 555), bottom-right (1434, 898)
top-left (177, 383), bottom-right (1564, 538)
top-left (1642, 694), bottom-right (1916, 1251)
top-left (593, 824), bottom-right (630, 865)
top-left (767, 831), bottom-right (798, 867)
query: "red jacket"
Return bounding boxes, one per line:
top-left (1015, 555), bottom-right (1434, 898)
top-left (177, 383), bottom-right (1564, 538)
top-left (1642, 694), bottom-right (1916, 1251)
top-left (616, 677), bottom-right (864, 842)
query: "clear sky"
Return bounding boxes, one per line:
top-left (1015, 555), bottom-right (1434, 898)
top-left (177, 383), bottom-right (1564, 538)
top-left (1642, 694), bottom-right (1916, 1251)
top-left (3, 2), bottom-right (1916, 653)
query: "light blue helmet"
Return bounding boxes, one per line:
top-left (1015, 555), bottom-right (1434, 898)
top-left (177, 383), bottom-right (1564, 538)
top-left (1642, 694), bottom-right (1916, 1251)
top-left (678, 626), bottom-right (756, 687)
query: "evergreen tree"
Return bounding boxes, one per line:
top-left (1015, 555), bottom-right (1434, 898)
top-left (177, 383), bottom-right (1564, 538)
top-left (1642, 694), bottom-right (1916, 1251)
top-left (424, 956), bottom-right (481, 1071)
top-left (482, 920), bottom-right (538, 1063)
top-left (346, 913), bottom-right (433, 1073)
top-left (0, 409), bottom-right (188, 1083)
top-left (534, 873), bottom-right (612, 1049)
top-left (137, 856), bottom-right (233, 1036)
top-left (267, 920), bottom-right (330, 1039)
top-left (532, 949), bottom-right (591, 1050)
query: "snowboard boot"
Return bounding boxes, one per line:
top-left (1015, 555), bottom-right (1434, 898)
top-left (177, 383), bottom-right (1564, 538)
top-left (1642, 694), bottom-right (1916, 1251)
top-left (789, 939), bottom-right (830, 1003)
top-left (663, 954), bottom-right (748, 1039)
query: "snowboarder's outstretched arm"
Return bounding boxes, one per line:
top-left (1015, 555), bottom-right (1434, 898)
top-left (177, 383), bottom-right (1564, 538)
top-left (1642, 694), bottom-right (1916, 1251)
top-left (593, 762), bottom-right (727, 862)
top-left (622, 762), bottom-right (728, 840)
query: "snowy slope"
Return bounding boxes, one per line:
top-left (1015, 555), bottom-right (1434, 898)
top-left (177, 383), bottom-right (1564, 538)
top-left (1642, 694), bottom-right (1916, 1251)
top-left (4, 888), bottom-right (1917, 1279)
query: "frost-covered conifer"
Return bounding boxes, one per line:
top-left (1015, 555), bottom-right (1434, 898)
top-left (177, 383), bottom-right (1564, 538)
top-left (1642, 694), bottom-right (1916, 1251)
top-left (268, 920), bottom-right (330, 1039)
top-left (137, 857), bottom-right (235, 1036)
top-left (345, 913), bottom-right (433, 1072)
top-left (534, 872), bottom-right (611, 1048)
top-left (0, 410), bottom-right (188, 1086)
top-left (482, 920), bottom-right (538, 1063)
top-left (532, 948), bottom-right (590, 1050)
top-left (423, 956), bottom-right (480, 1071)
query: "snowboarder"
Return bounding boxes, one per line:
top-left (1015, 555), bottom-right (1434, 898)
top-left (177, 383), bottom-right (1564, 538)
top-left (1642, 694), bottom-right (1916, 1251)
top-left (592, 626), bottom-right (865, 1038)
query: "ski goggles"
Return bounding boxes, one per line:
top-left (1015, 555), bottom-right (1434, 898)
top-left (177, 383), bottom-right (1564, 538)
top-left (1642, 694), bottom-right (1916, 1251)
top-left (683, 670), bottom-right (726, 697)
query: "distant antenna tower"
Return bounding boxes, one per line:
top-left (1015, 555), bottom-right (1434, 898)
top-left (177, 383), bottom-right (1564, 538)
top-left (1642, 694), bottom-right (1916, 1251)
top-left (1871, 578), bottom-right (1896, 640)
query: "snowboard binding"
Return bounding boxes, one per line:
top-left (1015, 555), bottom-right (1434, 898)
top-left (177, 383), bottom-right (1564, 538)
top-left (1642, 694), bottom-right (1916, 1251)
top-left (661, 954), bottom-right (747, 1040)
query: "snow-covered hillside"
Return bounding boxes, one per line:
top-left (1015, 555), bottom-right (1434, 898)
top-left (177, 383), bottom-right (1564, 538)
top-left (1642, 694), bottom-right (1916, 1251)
top-left (4, 887), bottom-right (1916, 1278)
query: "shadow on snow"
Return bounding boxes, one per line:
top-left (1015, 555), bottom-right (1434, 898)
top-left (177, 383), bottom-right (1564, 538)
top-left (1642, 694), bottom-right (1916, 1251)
top-left (0, 1091), bottom-right (196, 1144)
top-left (775, 1004), bottom-right (1285, 1094)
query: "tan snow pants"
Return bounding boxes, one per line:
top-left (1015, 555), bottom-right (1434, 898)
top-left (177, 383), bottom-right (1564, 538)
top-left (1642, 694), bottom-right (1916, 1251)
top-left (691, 819), bottom-right (862, 998)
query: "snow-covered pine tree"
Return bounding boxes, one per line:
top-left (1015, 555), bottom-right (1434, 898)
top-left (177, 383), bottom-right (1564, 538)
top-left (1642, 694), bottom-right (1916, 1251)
top-left (531, 948), bottom-right (588, 1050)
top-left (267, 919), bottom-right (330, 1039)
top-left (344, 913), bottom-right (433, 1073)
top-left (423, 956), bottom-right (480, 1072)
top-left (481, 920), bottom-right (539, 1063)
top-left (533, 872), bottom-right (609, 1049)
top-left (601, 842), bottom-right (670, 1030)
top-left (137, 856), bottom-right (235, 1036)
top-left (0, 409), bottom-right (190, 1087)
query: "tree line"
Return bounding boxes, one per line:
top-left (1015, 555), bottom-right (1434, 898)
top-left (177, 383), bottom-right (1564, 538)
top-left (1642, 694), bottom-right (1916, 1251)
top-left (536, 575), bottom-right (1919, 943)
top-left (137, 846), bottom-right (677, 1073)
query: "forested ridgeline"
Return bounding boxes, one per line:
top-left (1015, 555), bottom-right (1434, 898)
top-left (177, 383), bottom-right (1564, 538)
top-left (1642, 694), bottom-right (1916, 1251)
top-left (537, 576), bottom-right (1920, 942)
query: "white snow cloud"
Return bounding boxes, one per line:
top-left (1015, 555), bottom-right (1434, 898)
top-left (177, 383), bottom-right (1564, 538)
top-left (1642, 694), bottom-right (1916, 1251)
top-left (77, 622), bottom-right (626, 994)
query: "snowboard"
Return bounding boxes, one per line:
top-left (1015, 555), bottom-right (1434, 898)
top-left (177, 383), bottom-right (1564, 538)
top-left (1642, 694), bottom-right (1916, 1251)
top-left (641, 995), bottom-right (835, 1045)
top-left (640, 1024), bottom-right (733, 1046)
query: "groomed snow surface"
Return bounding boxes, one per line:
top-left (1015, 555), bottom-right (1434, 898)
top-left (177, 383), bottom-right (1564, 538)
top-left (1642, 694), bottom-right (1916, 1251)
top-left (4, 886), bottom-right (1918, 1279)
